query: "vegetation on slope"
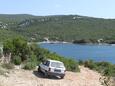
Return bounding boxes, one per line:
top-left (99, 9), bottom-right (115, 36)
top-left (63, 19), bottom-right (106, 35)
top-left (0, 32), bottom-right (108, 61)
top-left (79, 60), bottom-right (115, 86)
top-left (3, 37), bottom-right (79, 71)
top-left (0, 29), bottom-right (22, 42)
top-left (0, 14), bottom-right (115, 42)
top-left (79, 60), bottom-right (115, 77)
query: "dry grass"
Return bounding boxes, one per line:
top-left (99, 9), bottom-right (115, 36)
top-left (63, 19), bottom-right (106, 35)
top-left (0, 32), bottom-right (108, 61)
top-left (0, 64), bottom-right (9, 77)
top-left (0, 64), bottom-right (5, 75)
top-left (1, 63), bottom-right (14, 69)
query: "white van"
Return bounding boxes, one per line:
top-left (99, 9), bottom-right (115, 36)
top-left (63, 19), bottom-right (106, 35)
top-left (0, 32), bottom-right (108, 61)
top-left (38, 59), bottom-right (66, 79)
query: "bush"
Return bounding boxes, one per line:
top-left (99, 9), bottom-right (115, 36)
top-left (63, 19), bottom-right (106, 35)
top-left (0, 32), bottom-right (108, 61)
top-left (23, 52), bottom-right (37, 70)
top-left (3, 37), bottom-right (31, 61)
top-left (12, 55), bottom-right (21, 65)
top-left (64, 59), bottom-right (80, 72)
top-left (78, 60), bottom-right (84, 65)
top-left (23, 62), bottom-right (36, 70)
top-left (82, 60), bottom-right (115, 77)
top-left (84, 60), bottom-right (97, 70)
top-left (2, 63), bottom-right (14, 69)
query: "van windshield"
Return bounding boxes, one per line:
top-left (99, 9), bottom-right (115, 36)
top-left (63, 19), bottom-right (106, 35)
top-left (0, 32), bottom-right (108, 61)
top-left (51, 62), bottom-right (64, 68)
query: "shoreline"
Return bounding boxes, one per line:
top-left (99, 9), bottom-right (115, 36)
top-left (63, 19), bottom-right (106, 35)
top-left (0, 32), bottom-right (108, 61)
top-left (37, 41), bottom-right (115, 46)
top-left (37, 41), bottom-right (70, 44)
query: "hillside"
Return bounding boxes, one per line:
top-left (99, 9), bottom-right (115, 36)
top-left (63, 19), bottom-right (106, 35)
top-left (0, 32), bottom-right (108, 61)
top-left (0, 14), bottom-right (115, 42)
top-left (0, 66), bottom-right (103, 86)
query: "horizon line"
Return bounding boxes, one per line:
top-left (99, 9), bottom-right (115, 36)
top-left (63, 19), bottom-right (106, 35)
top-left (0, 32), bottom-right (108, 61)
top-left (0, 13), bottom-right (114, 19)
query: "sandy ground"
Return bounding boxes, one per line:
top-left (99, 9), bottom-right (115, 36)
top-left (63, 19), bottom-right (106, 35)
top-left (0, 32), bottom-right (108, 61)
top-left (0, 66), bottom-right (103, 86)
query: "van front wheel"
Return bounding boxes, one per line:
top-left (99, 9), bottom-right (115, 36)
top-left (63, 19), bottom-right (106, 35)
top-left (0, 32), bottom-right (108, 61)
top-left (60, 76), bottom-right (64, 79)
top-left (38, 66), bottom-right (41, 72)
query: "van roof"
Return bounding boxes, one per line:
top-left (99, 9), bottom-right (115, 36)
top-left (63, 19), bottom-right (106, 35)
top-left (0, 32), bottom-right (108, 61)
top-left (47, 59), bottom-right (63, 63)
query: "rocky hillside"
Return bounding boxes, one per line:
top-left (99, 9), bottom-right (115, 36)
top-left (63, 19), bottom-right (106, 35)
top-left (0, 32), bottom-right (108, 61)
top-left (1, 14), bottom-right (115, 42)
top-left (0, 66), bottom-right (103, 86)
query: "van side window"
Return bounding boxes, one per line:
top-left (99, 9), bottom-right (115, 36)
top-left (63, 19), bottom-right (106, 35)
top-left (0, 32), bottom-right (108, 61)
top-left (43, 61), bottom-right (50, 66)
top-left (45, 61), bottom-right (50, 66)
top-left (43, 61), bottom-right (46, 65)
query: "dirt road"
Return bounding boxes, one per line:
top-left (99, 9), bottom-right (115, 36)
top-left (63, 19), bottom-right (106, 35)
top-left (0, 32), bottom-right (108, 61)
top-left (0, 66), bottom-right (103, 86)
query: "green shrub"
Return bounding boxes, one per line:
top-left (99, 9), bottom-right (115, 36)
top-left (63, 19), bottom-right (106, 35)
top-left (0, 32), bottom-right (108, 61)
top-left (63, 58), bottom-right (80, 72)
top-left (3, 37), bottom-right (31, 61)
top-left (12, 55), bottom-right (21, 65)
top-left (23, 61), bottom-right (36, 70)
top-left (78, 60), bottom-right (84, 65)
top-left (84, 60), bottom-right (98, 70)
top-left (83, 60), bottom-right (115, 77)
top-left (2, 63), bottom-right (14, 69)
top-left (23, 52), bottom-right (37, 70)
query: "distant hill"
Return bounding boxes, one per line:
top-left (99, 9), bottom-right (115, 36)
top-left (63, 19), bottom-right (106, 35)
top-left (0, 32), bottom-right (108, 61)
top-left (0, 14), bottom-right (115, 42)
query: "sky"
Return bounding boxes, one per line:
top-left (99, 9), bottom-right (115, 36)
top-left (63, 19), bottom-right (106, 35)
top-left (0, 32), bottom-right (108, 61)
top-left (0, 0), bottom-right (115, 18)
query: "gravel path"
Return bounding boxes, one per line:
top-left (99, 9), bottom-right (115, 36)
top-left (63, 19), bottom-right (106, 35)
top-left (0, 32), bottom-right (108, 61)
top-left (0, 66), bottom-right (103, 86)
